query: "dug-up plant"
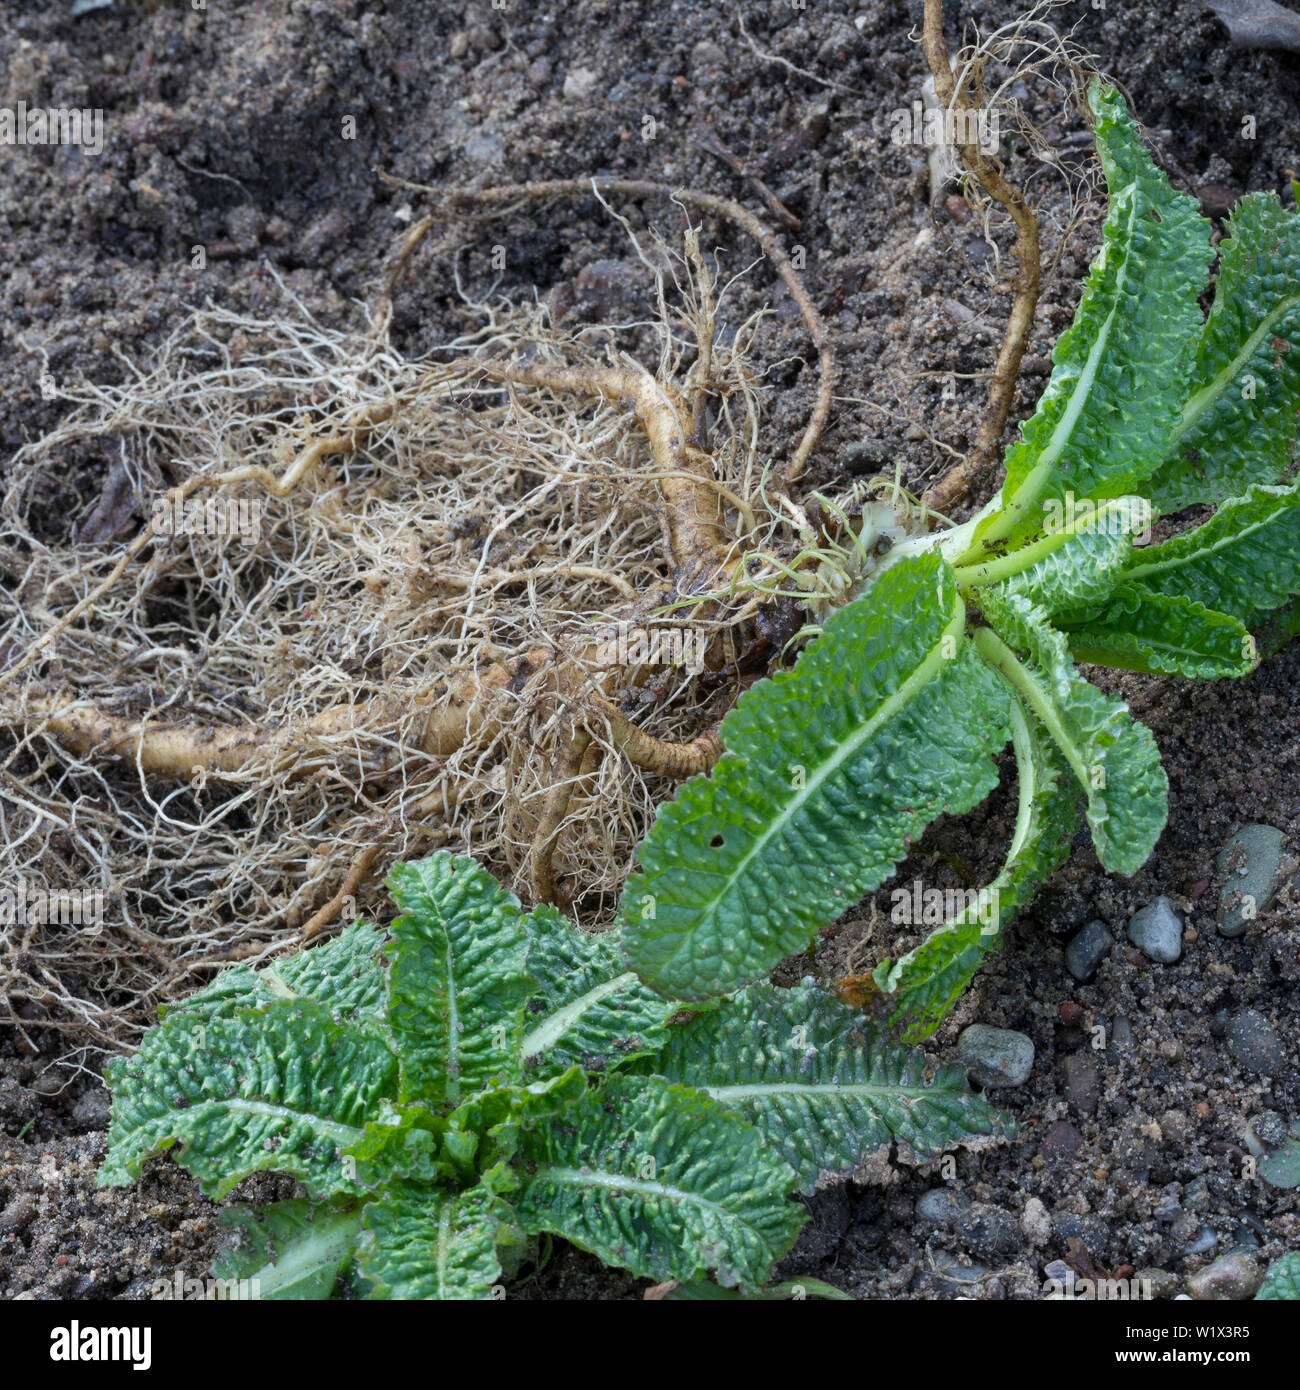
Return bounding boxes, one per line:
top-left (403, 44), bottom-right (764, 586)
top-left (99, 851), bottom-right (1003, 1298)
top-left (619, 82), bottom-right (1300, 1035)
top-left (1, 17), bottom-right (1297, 1063)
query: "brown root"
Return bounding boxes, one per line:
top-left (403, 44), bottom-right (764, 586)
top-left (919, 0), bottom-right (1042, 514)
top-left (4, 650), bottom-right (548, 780)
top-left (376, 172), bottom-right (834, 487)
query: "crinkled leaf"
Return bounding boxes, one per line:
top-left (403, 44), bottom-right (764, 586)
top-left (1256, 1252), bottom-right (1300, 1300)
top-left (356, 1186), bottom-right (519, 1301)
top-left (452, 1064), bottom-right (590, 1169)
top-left (343, 1101), bottom-right (456, 1188)
top-left (520, 905), bottom-right (678, 1073)
top-left (1122, 480), bottom-right (1300, 630)
top-left (514, 1074), bottom-right (804, 1290)
top-left (623, 554), bottom-right (1010, 1001)
top-left (212, 1200), bottom-right (362, 1301)
top-left (1062, 585), bottom-right (1255, 678)
top-left (876, 700), bottom-right (1082, 1039)
top-left (98, 1000), bottom-right (398, 1199)
top-left (976, 589), bottom-right (1166, 875)
top-left (967, 82), bottom-right (1210, 555)
top-left (1149, 193), bottom-right (1300, 513)
top-left (984, 500), bottom-right (1148, 616)
top-left (160, 919), bottom-right (389, 1032)
top-left (387, 852), bottom-right (533, 1104)
top-left (654, 983), bottom-right (1007, 1193)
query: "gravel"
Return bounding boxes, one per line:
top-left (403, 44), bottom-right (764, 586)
top-left (1216, 824), bottom-right (1287, 937)
top-left (1127, 896), bottom-right (1183, 963)
top-left (1186, 1253), bottom-right (1261, 1300)
top-left (1064, 919), bottom-right (1113, 982)
top-left (956, 1024), bottom-right (1035, 1088)
top-left (1225, 1009), bottom-right (1284, 1076)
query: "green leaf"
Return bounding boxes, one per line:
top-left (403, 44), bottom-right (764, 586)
top-left (1122, 480), bottom-right (1300, 631)
top-left (160, 919), bottom-right (389, 1032)
top-left (514, 1074), bottom-right (804, 1290)
top-left (654, 983), bottom-right (1007, 1192)
top-left (1149, 193), bottom-right (1300, 513)
top-left (965, 82), bottom-right (1211, 556)
top-left (387, 852), bottom-right (533, 1105)
top-left (211, 1200), bottom-right (362, 1300)
top-left (343, 1101), bottom-right (456, 1188)
top-left (519, 905), bottom-right (678, 1073)
top-left (452, 1065), bottom-right (590, 1170)
top-left (1256, 1252), bottom-right (1300, 1300)
top-left (961, 499), bottom-right (1147, 616)
top-left (876, 698), bottom-right (1082, 1039)
top-left (1062, 585), bottom-right (1255, 678)
top-left (623, 553), bottom-right (1010, 1001)
top-left (356, 1187), bottom-right (518, 1300)
top-left (98, 1000), bottom-right (398, 1199)
top-left (976, 590), bottom-right (1167, 875)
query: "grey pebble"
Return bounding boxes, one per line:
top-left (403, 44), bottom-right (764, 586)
top-left (916, 1187), bottom-right (969, 1223)
top-left (1216, 824), bottom-right (1285, 937)
top-left (1065, 919), bottom-right (1113, 982)
top-left (1127, 896), bottom-right (1183, 963)
top-left (1187, 1253), bottom-right (1261, 1300)
top-left (0, 1195), bottom-right (37, 1233)
top-left (1062, 1054), bottom-right (1100, 1114)
top-left (1226, 1009), bottom-right (1284, 1076)
top-left (1183, 1225), bottom-right (1220, 1256)
top-left (928, 1250), bottom-right (990, 1291)
top-left (957, 1024), bottom-right (1034, 1087)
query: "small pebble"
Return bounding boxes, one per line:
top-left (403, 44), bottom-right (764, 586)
top-left (916, 1187), bottom-right (968, 1223)
top-left (1216, 824), bottom-right (1286, 937)
top-left (1065, 919), bottom-right (1112, 982)
top-left (1040, 1120), bottom-right (1083, 1157)
top-left (957, 1024), bottom-right (1034, 1088)
top-left (690, 40), bottom-right (727, 67)
top-left (1226, 1009), bottom-right (1283, 1076)
top-left (0, 1195), bottom-right (38, 1233)
top-left (1184, 1225), bottom-right (1220, 1256)
top-left (563, 66), bottom-right (600, 101)
top-left (1187, 1253), bottom-right (1261, 1300)
top-left (928, 1250), bottom-right (990, 1291)
top-left (1127, 896), bottom-right (1183, 963)
top-left (1021, 1196), bottom-right (1051, 1247)
top-left (1248, 1110), bottom-right (1288, 1148)
top-left (1062, 1054), bottom-right (1100, 1115)
top-left (1134, 1267), bottom-right (1180, 1299)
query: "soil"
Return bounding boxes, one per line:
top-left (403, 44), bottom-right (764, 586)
top-left (1, 0), bottom-right (1298, 1301)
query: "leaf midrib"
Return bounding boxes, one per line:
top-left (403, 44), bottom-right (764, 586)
top-left (646, 592), bottom-right (967, 986)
